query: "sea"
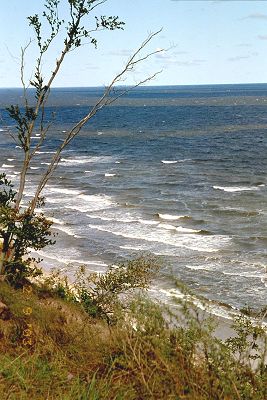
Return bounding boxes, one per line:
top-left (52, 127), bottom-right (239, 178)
top-left (0, 84), bottom-right (267, 318)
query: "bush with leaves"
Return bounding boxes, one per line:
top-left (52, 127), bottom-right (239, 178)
top-left (0, 173), bottom-right (55, 286)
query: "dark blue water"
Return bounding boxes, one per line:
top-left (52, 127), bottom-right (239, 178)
top-left (0, 84), bottom-right (267, 316)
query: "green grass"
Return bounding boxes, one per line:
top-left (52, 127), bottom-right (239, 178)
top-left (0, 269), bottom-right (266, 399)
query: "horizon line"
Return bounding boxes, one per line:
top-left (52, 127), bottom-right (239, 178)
top-left (0, 82), bottom-right (267, 90)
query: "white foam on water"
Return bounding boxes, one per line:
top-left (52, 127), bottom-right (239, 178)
top-left (59, 156), bottom-right (116, 166)
top-left (120, 245), bottom-right (148, 251)
top-left (88, 223), bottom-right (230, 253)
top-left (86, 214), bottom-right (135, 223)
top-left (138, 219), bottom-right (159, 225)
top-left (7, 159), bottom-right (14, 161)
top-left (2, 164), bottom-right (15, 168)
top-left (185, 264), bottom-right (214, 271)
top-left (213, 185), bottom-right (258, 192)
top-left (54, 224), bottom-right (81, 238)
top-left (59, 158), bottom-right (92, 165)
top-left (158, 223), bottom-right (177, 230)
top-left (30, 167), bottom-right (40, 170)
top-left (41, 162), bottom-right (51, 165)
top-left (15, 146), bottom-right (22, 149)
top-left (153, 288), bottom-right (237, 321)
top-left (65, 194), bottom-right (115, 213)
top-left (176, 226), bottom-right (201, 233)
top-left (48, 217), bottom-right (65, 225)
top-left (105, 173), bottom-right (116, 177)
top-left (5, 174), bottom-right (17, 179)
top-left (47, 187), bottom-right (81, 196)
top-left (158, 213), bottom-right (189, 221)
top-left (34, 249), bottom-right (108, 268)
top-left (161, 160), bottom-right (178, 164)
top-left (35, 151), bottom-right (56, 154)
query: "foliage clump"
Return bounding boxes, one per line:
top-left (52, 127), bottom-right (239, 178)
top-left (0, 173), bottom-right (55, 286)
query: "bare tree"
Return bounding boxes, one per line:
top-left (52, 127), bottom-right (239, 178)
top-left (0, 0), bottom-right (163, 281)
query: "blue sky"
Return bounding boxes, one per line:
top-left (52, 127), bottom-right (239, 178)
top-left (0, 0), bottom-right (267, 87)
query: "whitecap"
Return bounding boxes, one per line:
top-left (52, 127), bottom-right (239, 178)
top-left (161, 160), bottom-right (178, 164)
top-left (158, 223), bottom-right (177, 230)
top-left (2, 164), bottom-right (15, 168)
top-left (47, 187), bottom-right (81, 195)
top-left (105, 173), bottom-right (116, 177)
top-left (88, 223), bottom-right (229, 253)
top-left (158, 213), bottom-right (189, 220)
top-left (34, 250), bottom-right (108, 268)
top-left (138, 219), bottom-right (159, 225)
top-left (35, 151), bottom-right (56, 154)
top-left (30, 167), bottom-right (40, 170)
top-left (48, 217), bottom-right (65, 225)
top-left (54, 224), bottom-right (81, 238)
top-left (213, 185), bottom-right (258, 192)
top-left (176, 226), bottom-right (201, 233)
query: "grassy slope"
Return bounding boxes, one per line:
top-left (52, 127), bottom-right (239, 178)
top-left (0, 281), bottom-right (266, 400)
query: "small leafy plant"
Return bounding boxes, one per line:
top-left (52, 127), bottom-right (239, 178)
top-left (0, 173), bottom-right (55, 286)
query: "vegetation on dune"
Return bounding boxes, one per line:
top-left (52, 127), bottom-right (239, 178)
top-left (0, 260), bottom-right (266, 400)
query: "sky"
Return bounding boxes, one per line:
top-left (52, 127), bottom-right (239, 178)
top-left (0, 0), bottom-right (267, 87)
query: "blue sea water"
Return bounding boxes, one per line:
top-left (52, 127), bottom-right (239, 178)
top-left (0, 84), bottom-right (267, 314)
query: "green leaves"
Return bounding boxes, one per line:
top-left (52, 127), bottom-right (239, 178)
top-left (95, 15), bottom-right (125, 31)
top-left (6, 105), bottom-right (37, 150)
top-left (0, 174), bottom-right (55, 285)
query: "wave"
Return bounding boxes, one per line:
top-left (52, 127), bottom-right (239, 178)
top-left (120, 245), bottom-right (147, 251)
top-left (48, 217), bottom-right (65, 225)
top-left (59, 156), bottom-right (115, 166)
top-left (105, 173), bottom-right (116, 177)
top-left (86, 214), bottom-right (136, 223)
top-left (47, 187), bottom-right (81, 195)
top-left (7, 158), bottom-right (14, 161)
top-left (34, 249), bottom-right (108, 268)
top-left (139, 219), bottom-right (159, 225)
top-left (2, 164), bottom-right (15, 168)
top-left (30, 167), bottom-right (40, 170)
top-left (35, 151), bottom-right (56, 154)
top-left (158, 223), bottom-right (177, 230)
top-left (53, 224), bottom-right (81, 238)
top-left (88, 223), bottom-right (229, 253)
top-left (161, 160), bottom-right (178, 164)
top-left (157, 213), bottom-right (190, 220)
top-left (213, 185), bottom-right (259, 192)
top-left (215, 207), bottom-right (259, 217)
top-left (65, 194), bottom-right (114, 213)
top-left (59, 158), bottom-right (92, 165)
top-left (176, 226), bottom-right (201, 233)
top-left (151, 287), bottom-right (238, 321)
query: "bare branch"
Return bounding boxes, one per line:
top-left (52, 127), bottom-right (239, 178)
top-left (29, 29), bottom-right (164, 211)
